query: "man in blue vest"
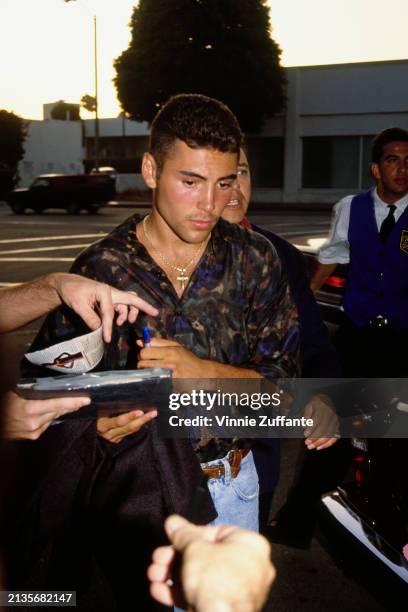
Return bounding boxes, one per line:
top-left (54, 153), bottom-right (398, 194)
top-left (310, 127), bottom-right (408, 377)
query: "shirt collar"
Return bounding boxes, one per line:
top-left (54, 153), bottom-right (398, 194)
top-left (373, 187), bottom-right (408, 212)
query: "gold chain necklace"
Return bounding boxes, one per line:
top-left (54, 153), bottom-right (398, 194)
top-left (142, 215), bottom-right (206, 291)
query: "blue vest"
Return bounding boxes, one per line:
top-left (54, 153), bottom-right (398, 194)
top-left (343, 190), bottom-right (408, 330)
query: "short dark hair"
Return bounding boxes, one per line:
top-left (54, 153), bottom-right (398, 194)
top-left (371, 128), bottom-right (408, 163)
top-left (149, 94), bottom-right (243, 172)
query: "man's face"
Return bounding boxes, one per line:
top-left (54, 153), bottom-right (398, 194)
top-left (371, 141), bottom-right (408, 203)
top-left (143, 140), bottom-right (237, 244)
top-left (221, 148), bottom-right (251, 224)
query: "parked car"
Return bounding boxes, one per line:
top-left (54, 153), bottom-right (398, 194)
top-left (319, 432), bottom-right (408, 606)
top-left (90, 166), bottom-right (118, 180)
top-left (5, 173), bottom-right (116, 214)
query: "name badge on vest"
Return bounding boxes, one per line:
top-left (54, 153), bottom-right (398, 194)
top-left (400, 229), bottom-right (408, 255)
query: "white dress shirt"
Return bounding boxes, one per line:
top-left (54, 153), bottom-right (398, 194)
top-left (318, 188), bottom-right (408, 264)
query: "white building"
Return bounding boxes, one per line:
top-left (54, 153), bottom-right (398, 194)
top-left (263, 59), bottom-right (408, 204)
top-left (19, 119), bottom-right (83, 187)
top-left (19, 59), bottom-right (408, 204)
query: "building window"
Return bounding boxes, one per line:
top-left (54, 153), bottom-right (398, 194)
top-left (302, 136), bottom-right (375, 189)
top-left (246, 137), bottom-right (284, 188)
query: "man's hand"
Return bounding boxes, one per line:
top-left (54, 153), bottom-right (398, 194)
top-left (309, 262), bottom-right (337, 293)
top-left (148, 514), bottom-right (275, 612)
top-left (97, 409), bottom-right (157, 444)
top-left (52, 273), bottom-right (159, 343)
top-left (137, 338), bottom-right (209, 378)
top-left (1, 391), bottom-right (91, 440)
top-left (303, 393), bottom-right (339, 450)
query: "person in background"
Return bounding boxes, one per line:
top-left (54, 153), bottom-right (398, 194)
top-left (148, 514), bottom-right (275, 612)
top-left (222, 148), bottom-right (342, 544)
top-left (310, 127), bottom-right (408, 378)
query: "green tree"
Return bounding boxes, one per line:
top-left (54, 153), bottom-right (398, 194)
top-left (114, 0), bottom-right (285, 132)
top-left (0, 110), bottom-right (27, 194)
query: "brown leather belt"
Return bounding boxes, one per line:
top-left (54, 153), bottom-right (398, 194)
top-left (201, 448), bottom-right (250, 479)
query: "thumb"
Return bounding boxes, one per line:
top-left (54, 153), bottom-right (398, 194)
top-left (303, 401), bottom-right (313, 419)
top-left (165, 514), bottom-right (190, 538)
top-left (165, 515), bottom-right (199, 552)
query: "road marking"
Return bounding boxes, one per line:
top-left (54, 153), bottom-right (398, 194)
top-left (1, 220), bottom-right (117, 227)
top-left (0, 257), bottom-right (74, 262)
top-left (0, 244), bottom-right (90, 255)
top-left (0, 233), bottom-right (103, 244)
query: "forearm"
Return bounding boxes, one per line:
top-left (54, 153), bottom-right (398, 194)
top-left (0, 273), bottom-right (64, 332)
top-left (309, 263), bottom-right (337, 293)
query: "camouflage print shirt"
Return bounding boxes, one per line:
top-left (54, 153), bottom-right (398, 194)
top-left (30, 213), bottom-right (300, 461)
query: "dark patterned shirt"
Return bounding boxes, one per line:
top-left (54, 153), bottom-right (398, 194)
top-left (30, 214), bottom-right (299, 460)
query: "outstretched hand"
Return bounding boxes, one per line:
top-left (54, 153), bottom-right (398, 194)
top-left (53, 273), bottom-right (158, 342)
top-left (148, 514), bottom-right (275, 611)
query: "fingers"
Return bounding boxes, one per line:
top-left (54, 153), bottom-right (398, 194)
top-left (110, 288), bottom-right (159, 317)
top-left (152, 545), bottom-right (176, 567)
top-left (305, 437), bottom-right (338, 450)
top-left (127, 305), bottom-right (139, 324)
top-left (97, 409), bottom-right (157, 444)
top-left (93, 285), bottom-right (115, 343)
top-left (24, 395), bottom-right (91, 418)
top-left (149, 581), bottom-right (174, 607)
top-left (137, 338), bottom-right (179, 349)
top-left (2, 393), bottom-right (91, 440)
top-left (148, 544), bottom-right (177, 607)
top-left (138, 360), bottom-right (176, 371)
top-left (137, 343), bottom-right (179, 369)
top-left (114, 303), bottom-right (132, 327)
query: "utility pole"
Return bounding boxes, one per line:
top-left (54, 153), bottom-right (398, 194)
top-left (93, 15), bottom-right (99, 171)
top-left (64, 0), bottom-right (99, 171)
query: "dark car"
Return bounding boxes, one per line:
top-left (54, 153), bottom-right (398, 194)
top-left (5, 173), bottom-right (116, 214)
top-left (319, 433), bottom-right (408, 606)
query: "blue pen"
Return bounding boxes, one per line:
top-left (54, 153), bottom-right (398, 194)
top-left (143, 326), bottom-right (152, 347)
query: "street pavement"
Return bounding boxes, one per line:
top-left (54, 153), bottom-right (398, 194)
top-left (0, 203), bottom-right (387, 611)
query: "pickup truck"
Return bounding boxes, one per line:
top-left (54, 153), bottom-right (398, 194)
top-left (5, 173), bottom-right (116, 214)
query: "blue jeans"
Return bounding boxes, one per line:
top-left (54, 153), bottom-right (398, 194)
top-left (202, 450), bottom-right (259, 532)
top-left (173, 451), bottom-right (259, 611)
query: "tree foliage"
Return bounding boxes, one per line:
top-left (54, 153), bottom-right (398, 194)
top-left (114, 0), bottom-right (285, 132)
top-left (0, 110), bottom-right (27, 193)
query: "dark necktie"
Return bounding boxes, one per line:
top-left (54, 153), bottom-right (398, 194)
top-left (379, 205), bottom-right (396, 242)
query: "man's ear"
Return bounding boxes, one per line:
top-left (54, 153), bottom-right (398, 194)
top-left (142, 153), bottom-right (158, 189)
top-left (370, 162), bottom-right (380, 181)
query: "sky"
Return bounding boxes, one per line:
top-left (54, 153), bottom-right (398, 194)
top-left (1, 0), bottom-right (408, 120)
